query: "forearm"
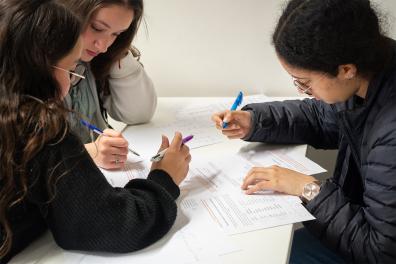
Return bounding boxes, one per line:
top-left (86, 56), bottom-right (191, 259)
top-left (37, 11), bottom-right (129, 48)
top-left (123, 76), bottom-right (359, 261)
top-left (104, 51), bottom-right (157, 124)
top-left (242, 99), bottom-right (339, 149)
top-left (84, 142), bottom-right (97, 161)
top-left (33, 134), bottom-right (178, 253)
top-left (49, 167), bottom-right (178, 253)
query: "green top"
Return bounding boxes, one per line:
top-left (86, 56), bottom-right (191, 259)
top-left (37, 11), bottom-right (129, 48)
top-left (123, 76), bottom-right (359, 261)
top-left (68, 67), bottom-right (98, 143)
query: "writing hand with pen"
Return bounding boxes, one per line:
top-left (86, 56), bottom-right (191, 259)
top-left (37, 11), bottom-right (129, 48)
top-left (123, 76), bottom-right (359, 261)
top-left (85, 128), bottom-right (131, 170)
top-left (81, 119), bottom-right (140, 170)
top-left (211, 92), bottom-right (252, 140)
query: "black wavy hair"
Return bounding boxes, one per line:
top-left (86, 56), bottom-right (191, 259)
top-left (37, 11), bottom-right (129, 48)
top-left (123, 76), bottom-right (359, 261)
top-left (273, 0), bottom-right (392, 76)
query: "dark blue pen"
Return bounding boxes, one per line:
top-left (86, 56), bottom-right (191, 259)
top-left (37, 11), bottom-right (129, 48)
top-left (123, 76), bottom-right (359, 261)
top-left (222, 91), bottom-right (243, 128)
top-left (81, 119), bottom-right (140, 156)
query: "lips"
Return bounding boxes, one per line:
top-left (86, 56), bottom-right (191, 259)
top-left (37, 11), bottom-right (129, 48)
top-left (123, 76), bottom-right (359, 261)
top-left (86, 49), bottom-right (98, 57)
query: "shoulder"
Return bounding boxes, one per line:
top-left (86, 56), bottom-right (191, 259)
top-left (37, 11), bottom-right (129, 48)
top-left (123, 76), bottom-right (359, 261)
top-left (34, 132), bottom-right (86, 166)
top-left (28, 132), bottom-right (89, 197)
top-left (367, 96), bottom-right (396, 149)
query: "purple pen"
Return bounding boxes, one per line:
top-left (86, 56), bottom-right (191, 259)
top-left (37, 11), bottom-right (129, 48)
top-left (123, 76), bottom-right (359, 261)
top-left (182, 135), bottom-right (194, 144)
top-left (150, 135), bottom-right (194, 162)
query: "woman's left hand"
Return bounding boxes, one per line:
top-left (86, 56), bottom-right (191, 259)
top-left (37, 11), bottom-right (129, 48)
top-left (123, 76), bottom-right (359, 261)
top-left (241, 165), bottom-right (317, 196)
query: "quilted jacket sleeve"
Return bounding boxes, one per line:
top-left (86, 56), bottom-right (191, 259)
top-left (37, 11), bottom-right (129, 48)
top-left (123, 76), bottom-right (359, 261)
top-left (242, 98), bottom-right (340, 149)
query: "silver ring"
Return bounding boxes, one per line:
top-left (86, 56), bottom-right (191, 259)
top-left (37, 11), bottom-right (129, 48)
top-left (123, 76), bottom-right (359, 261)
top-left (115, 157), bottom-right (119, 164)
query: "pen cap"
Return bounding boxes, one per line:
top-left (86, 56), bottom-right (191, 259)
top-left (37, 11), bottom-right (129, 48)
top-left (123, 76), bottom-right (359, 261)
top-left (235, 91), bottom-right (243, 106)
top-left (182, 135), bottom-right (194, 144)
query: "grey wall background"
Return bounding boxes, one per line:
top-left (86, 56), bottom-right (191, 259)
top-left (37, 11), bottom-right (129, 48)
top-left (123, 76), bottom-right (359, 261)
top-left (135, 0), bottom-right (396, 97)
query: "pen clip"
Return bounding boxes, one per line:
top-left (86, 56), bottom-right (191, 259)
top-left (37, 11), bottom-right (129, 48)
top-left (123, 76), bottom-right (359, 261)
top-left (232, 91), bottom-right (243, 110)
top-left (236, 91), bottom-right (243, 105)
top-left (150, 153), bottom-right (162, 162)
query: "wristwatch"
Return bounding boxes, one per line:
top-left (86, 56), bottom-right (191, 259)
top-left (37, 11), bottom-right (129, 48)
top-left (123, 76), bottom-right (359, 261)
top-left (301, 181), bottom-right (321, 203)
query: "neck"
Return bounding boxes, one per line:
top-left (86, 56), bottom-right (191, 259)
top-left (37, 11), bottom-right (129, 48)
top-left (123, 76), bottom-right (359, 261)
top-left (355, 76), bottom-right (371, 99)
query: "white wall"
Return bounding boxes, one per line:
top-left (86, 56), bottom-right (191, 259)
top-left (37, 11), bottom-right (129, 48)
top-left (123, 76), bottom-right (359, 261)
top-left (135, 0), bottom-right (396, 97)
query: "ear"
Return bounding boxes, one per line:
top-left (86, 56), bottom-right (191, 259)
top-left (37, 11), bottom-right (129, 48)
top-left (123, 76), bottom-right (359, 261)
top-left (337, 64), bottom-right (357, 80)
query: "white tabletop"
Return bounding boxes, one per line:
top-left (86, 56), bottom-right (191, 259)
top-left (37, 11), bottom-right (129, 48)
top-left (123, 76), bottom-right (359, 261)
top-left (10, 96), bottom-right (305, 264)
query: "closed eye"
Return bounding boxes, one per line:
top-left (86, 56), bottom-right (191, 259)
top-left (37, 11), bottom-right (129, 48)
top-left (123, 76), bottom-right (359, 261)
top-left (91, 24), bottom-right (104, 32)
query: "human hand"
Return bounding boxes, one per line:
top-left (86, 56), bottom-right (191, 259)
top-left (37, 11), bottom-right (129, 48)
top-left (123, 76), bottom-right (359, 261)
top-left (211, 110), bottom-right (252, 139)
top-left (241, 165), bottom-right (317, 196)
top-left (151, 132), bottom-right (191, 185)
top-left (85, 128), bottom-right (129, 170)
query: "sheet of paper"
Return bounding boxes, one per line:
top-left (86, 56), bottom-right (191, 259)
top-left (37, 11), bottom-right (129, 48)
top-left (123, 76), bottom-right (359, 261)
top-left (99, 155), bottom-right (149, 187)
top-left (181, 155), bottom-right (315, 235)
top-left (95, 158), bottom-right (241, 264)
top-left (197, 192), bottom-right (314, 235)
top-left (238, 145), bottom-right (326, 175)
top-left (123, 94), bottom-right (271, 151)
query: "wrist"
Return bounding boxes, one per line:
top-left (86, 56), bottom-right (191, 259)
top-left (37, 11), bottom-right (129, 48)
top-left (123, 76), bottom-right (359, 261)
top-left (85, 142), bottom-right (98, 159)
top-left (300, 179), bottom-right (322, 204)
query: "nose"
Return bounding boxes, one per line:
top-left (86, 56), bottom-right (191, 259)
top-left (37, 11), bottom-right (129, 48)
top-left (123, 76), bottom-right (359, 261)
top-left (94, 38), bottom-right (110, 53)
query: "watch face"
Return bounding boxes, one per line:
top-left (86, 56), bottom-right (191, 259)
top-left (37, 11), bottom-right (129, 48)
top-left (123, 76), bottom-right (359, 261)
top-left (303, 182), bottom-right (321, 201)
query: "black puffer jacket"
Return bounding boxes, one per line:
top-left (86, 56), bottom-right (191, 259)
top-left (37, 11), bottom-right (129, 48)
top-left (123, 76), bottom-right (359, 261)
top-left (242, 44), bottom-right (396, 263)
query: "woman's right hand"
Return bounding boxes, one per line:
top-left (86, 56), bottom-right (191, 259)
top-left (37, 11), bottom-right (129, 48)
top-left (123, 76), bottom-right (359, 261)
top-left (211, 110), bottom-right (252, 139)
top-left (85, 129), bottom-right (129, 170)
top-left (151, 132), bottom-right (191, 185)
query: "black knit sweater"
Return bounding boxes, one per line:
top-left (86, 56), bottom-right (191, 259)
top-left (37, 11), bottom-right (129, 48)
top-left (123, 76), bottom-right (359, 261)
top-left (1, 133), bottom-right (180, 263)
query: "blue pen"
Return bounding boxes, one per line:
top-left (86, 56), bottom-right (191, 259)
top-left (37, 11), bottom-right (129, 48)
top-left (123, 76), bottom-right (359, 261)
top-left (222, 91), bottom-right (243, 128)
top-left (81, 119), bottom-right (140, 156)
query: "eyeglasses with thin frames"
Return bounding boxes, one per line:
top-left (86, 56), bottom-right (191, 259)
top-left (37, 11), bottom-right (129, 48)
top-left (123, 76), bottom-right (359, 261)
top-left (53, 64), bottom-right (86, 86)
top-left (293, 78), bottom-right (313, 96)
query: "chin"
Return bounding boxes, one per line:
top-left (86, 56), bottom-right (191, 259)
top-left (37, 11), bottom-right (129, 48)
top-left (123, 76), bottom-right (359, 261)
top-left (322, 98), bottom-right (345, 104)
top-left (80, 54), bottom-right (93, 62)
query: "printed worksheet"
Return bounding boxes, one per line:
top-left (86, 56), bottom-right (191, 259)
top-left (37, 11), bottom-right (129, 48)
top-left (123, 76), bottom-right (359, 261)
top-left (100, 155), bottom-right (149, 187)
top-left (123, 94), bottom-right (271, 151)
top-left (180, 154), bottom-right (317, 235)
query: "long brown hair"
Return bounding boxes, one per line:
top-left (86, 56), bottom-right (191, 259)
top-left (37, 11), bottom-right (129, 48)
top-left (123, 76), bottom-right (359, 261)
top-left (0, 0), bottom-right (82, 258)
top-left (60, 0), bottom-right (144, 96)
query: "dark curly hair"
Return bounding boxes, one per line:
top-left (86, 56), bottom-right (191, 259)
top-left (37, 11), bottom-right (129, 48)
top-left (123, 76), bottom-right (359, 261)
top-left (0, 0), bottom-right (82, 258)
top-left (273, 0), bottom-right (392, 77)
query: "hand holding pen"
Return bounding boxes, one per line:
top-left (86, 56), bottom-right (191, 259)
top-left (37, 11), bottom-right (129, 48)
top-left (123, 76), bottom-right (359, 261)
top-left (211, 92), bottom-right (253, 139)
top-left (222, 91), bottom-right (243, 128)
top-left (150, 132), bottom-right (192, 186)
top-left (151, 135), bottom-right (193, 162)
top-left (81, 119), bottom-right (140, 170)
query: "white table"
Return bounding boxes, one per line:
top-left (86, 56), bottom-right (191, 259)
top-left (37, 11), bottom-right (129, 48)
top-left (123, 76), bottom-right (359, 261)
top-left (11, 97), bottom-right (305, 264)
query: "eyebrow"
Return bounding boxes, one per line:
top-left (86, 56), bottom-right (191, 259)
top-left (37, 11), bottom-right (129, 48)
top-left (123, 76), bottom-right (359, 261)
top-left (291, 74), bottom-right (309, 80)
top-left (93, 20), bottom-right (129, 33)
top-left (94, 20), bottom-right (111, 29)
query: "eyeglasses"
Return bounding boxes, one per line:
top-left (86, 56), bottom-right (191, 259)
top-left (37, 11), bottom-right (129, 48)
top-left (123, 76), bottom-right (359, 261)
top-left (293, 78), bottom-right (312, 96)
top-left (53, 64), bottom-right (86, 86)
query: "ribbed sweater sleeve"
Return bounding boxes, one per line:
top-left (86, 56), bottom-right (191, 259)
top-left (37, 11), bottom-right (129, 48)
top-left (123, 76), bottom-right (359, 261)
top-left (28, 133), bottom-right (179, 253)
